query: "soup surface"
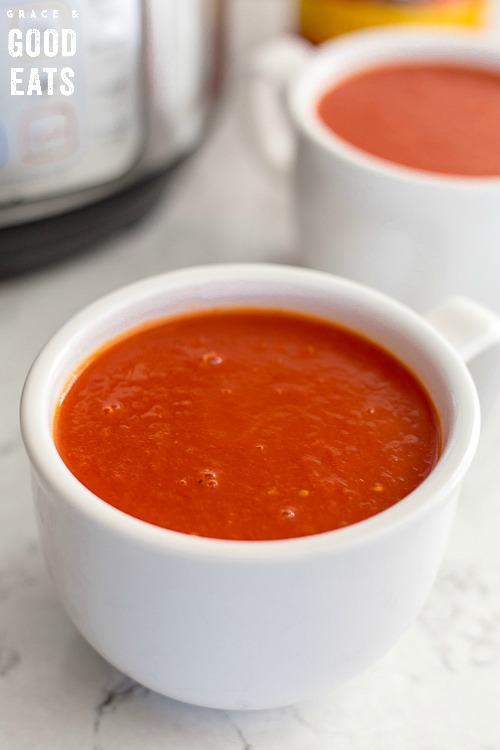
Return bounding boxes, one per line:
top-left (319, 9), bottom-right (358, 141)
top-left (54, 308), bottom-right (441, 540)
top-left (316, 62), bottom-right (500, 176)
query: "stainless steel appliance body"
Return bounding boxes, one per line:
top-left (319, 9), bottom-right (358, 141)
top-left (0, 0), bottom-right (224, 273)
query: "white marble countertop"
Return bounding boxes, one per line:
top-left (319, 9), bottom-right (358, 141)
top-left (1, 2), bottom-right (499, 747)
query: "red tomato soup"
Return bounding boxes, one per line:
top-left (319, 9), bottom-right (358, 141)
top-left (53, 309), bottom-right (441, 541)
top-left (316, 62), bottom-right (500, 176)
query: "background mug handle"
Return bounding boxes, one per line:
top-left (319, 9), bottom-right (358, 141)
top-left (239, 35), bottom-right (312, 177)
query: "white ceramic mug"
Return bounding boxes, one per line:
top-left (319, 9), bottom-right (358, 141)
top-left (244, 27), bottom-right (500, 313)
top-left (20, 264), bottom-right (500, 710)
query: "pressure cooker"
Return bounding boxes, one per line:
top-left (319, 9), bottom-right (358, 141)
top-left (0, 0), bottom-right (225, 275)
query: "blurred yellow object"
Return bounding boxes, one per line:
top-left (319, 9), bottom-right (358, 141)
top-left (299, 0), bottom-right (487, 43)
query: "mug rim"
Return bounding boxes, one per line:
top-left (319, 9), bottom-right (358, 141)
top-left (287, 24), bottom-right (500, 188)
top-left (20, 263), bottom-right (480, 560)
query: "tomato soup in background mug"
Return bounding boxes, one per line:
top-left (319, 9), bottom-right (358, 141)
top-left (316, 61), bottom-right (500, 176)
top-left (244, 27), bottom-right (500, 313)
top-left (20, 264), bottom-right (500, 710)
top-left (53, 307), bottom-right (441, 541)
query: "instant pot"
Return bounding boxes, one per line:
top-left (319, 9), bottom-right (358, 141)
top-left (0, 0), bottom-right (225, 275)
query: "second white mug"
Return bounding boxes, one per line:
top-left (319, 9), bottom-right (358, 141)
top-left (244, 26), bottom-right (500, 313)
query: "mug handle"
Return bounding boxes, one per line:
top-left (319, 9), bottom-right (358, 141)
top-left (426, 297), bottom-right (500, 418)
top-left (239, 35), bottom-right (312, 176)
